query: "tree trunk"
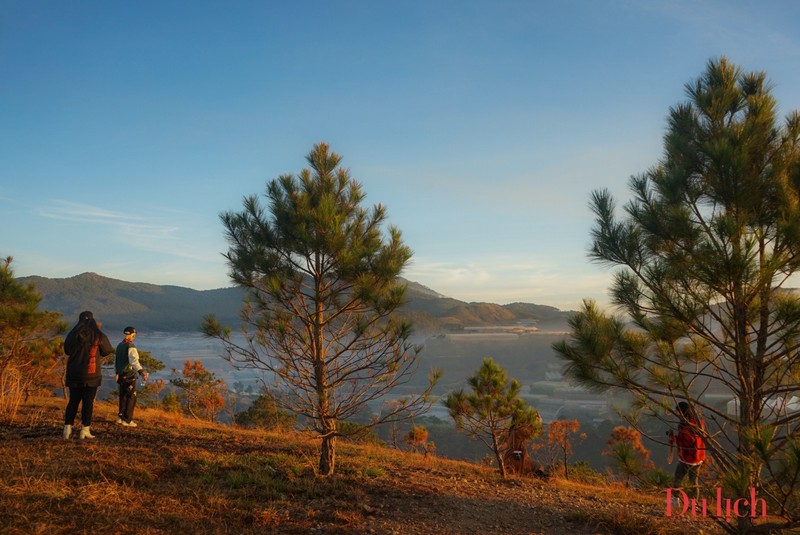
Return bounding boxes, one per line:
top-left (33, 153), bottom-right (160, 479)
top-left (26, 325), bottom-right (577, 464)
top-left (319, 432), bottom-right (336, 476)
top-left (492, 431), bottom-right (507, 478)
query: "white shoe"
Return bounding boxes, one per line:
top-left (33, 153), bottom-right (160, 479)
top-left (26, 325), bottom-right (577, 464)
top-left (63, 425), bottom-right (72, 440)
top-left (116, 418), bottom-right (123, 425)
top-left (79, 426), bottom-right (95, 439)
top-left (121, 421), bottom-right (138, 427)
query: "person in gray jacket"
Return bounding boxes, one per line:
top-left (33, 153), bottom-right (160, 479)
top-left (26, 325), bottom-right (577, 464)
top-left (114, 326), bottom-right (148, 427)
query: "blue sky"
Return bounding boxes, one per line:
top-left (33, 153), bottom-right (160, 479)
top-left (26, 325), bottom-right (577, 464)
top-left (2, 1), bottom-right (800, 310)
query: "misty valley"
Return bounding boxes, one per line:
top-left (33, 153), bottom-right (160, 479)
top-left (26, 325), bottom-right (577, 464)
top-left (122, 328), bottom-right (666, 470)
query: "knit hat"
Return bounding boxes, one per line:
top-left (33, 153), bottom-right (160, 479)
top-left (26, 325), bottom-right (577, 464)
top-left (79, 311), bottom-right (94, 322)
top-left (123, 326), bottom-right (137, 335)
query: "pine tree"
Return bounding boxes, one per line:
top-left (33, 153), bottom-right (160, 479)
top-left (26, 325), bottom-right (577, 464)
top-left (553, 58), bottom-right (800, 532)
top-left (444, 358), bottom-right (541, 478)
top-left (203, 143), bottom-right (438, 476)
top-left (169, 360), bottom-right (226, 422)
top-left (0, 257), bottom-right (64, 421)
top-left (234, 391), bottom-right (296, 430)
top-left (602, 426), bottom-right (654, 487)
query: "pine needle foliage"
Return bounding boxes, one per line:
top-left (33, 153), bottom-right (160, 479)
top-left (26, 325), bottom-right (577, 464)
top-left (553, 57), bottom-right (800, 533)
top-left (203, 143), bottom-right (438, 476)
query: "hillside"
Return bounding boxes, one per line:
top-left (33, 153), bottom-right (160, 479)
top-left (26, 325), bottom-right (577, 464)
top-left (20, 273), bottom-right (574, 334)
top-left (0, 398), bottom-right (719, 535)
top-left (21, 272), bottom-right (245, 333)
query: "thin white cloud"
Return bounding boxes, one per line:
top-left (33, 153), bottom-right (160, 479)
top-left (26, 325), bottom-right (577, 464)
top-left (34, 199), bottom-right (210, 262)
top-left (35, 200), bottom-right (145, 224)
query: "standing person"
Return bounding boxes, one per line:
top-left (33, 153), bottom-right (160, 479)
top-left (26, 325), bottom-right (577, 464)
top-left (63, 311), bottom-right (114, 440)
top-left (115, 326), bottom-right (148, 427)
top-left (669, 401), bottom-right (706, 498)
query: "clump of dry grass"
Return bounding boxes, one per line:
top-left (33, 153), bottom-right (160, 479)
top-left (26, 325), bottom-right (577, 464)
top-left (0, 368), bottom-right (24, 423)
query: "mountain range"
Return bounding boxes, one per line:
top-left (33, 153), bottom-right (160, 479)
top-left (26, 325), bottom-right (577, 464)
top-left (20, 272), bottom-right (574, 334)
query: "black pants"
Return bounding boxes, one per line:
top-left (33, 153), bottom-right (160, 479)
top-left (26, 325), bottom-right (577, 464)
top-left (118, 378), bottom-right (137, 422)
top-left (673, 461), bottom-right (702, 499)
top-left (65, 385), bottom-right (98, 426)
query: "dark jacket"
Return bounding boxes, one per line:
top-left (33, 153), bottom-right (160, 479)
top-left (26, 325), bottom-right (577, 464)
top-left (64, 327), bottom-right (114, 387)
top-left (115, 340), bottom-right (144, 376)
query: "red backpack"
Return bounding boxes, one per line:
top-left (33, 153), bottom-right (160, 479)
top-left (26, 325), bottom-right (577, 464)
top-left (87, 341), bottom-right (99, 375)
top-left (676, 418), bottom-right (706, 464)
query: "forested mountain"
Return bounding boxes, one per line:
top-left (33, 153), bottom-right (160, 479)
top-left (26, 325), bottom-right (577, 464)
top-left (21, 273), bottom-right (245, 332)
top-left (20, 272), bottom-right (573, 333)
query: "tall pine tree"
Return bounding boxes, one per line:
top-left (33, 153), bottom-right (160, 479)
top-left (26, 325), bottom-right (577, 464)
top-left (554, 58), bottom-right (800, 533)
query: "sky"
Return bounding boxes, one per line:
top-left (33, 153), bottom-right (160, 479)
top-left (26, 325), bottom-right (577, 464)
top-left (2, 1), bottom-right (800, 311)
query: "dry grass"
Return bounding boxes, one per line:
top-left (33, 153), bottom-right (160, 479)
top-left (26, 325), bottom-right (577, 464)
top-left (0, 397), bottom-right (724, 534)
top-left (0, 368), bottom-right (24, 423)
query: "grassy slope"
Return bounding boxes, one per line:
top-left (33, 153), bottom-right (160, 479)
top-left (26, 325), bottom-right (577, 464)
top-left (0, 398), bottom-right (721, 535)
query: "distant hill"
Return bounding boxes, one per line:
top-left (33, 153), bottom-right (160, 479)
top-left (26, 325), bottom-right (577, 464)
top-left (20, 272), bottom-right (574, 334)
top-left (20, 273), bottom-right (245, 333)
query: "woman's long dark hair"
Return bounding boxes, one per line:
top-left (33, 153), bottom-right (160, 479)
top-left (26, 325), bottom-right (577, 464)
top-left (677, 401), bottom-right (700, 423)
top-left (70, 313), bottom-right (102, 346)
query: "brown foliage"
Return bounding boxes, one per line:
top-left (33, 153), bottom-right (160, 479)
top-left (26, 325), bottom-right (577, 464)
top-left (602, 426), bottom-right (655, 487)
top-left (534, 419), bottom-right (586, 479)
top-left (169, 360), bottom-right (226, 421)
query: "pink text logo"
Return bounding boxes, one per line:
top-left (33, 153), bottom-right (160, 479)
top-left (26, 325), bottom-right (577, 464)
top-left (665, 487), bottom-right (767, 520)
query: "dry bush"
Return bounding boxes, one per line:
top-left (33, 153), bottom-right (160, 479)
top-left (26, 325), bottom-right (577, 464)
top-left (0, 367), bottom-right (24, 423)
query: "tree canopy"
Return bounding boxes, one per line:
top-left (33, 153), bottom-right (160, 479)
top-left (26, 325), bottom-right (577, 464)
top-left (553, 57), bottom-right (800, 532)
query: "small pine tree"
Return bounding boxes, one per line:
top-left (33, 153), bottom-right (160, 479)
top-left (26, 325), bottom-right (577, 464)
top-left (542, 420), bottom-right (586, 480)
top-left (602, 426), bottom-right (654, 487)
top-left (234, 392), bottom-right (296, 431)
top-left (160, 391), bottom-right (181, 413)
top-left (169, 360), bottom-right (226, 422)
top-left (444, 358), bottom-right (541, 478)
top-left (405, 425), bottom-right (435, 457)
top-left (203, 143), bottom-right (438, 476)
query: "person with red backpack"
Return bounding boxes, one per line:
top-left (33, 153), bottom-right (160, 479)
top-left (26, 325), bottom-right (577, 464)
top-left (63, 311), bottom-right (114, 440)
top-left (669, 401), bottom-right (706, 496)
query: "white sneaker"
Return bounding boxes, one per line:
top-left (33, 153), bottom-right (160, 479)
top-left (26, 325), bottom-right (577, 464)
top-left (116, 418), bottom-right (123, 425)
top-left (79, 426), bottom-right (95, 439)
top-left (63, 425), bottom-right (72, 440)
top-left (121, 421), bottom-right (138, 427)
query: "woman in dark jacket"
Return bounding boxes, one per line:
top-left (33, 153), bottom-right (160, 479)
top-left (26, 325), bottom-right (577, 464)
top-left (63, 311), bottom-right (114, 439)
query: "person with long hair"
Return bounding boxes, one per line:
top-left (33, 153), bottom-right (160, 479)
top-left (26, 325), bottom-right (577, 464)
top-left (63, 311), bottom-right (114, 439)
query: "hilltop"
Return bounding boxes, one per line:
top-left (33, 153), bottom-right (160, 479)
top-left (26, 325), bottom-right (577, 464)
top-left (20, 272), bottom-right (574, 334)
top-left (0, 397), bottom-right (719, 535)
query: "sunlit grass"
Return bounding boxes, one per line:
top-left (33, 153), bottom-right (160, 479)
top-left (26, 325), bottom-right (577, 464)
top-left (0, 397), bottom-right (724, 534)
